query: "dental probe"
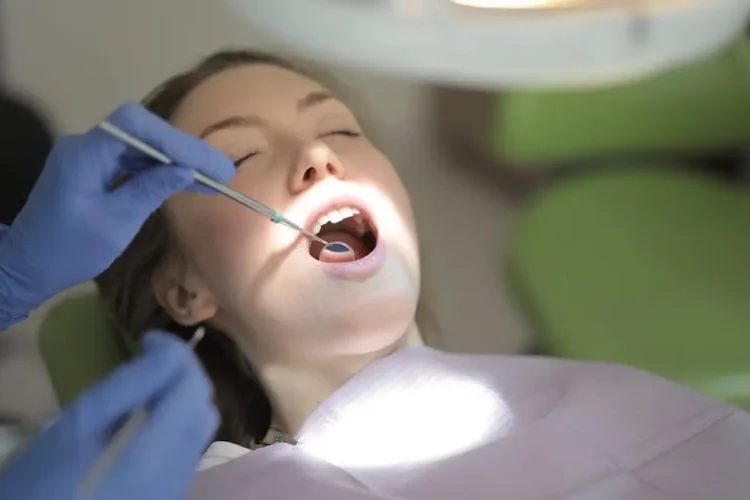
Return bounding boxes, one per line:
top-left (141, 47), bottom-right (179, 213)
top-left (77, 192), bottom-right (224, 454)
top-left (98, 121), bottom-right (328, 246)
top-left (79, 328), bottom-right (206, 498)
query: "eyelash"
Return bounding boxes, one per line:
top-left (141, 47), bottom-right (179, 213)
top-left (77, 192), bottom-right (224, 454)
top-left (325, 129), bottom-right (361, 138)
top-left (232, 129), bottom-right (361, 168)
top-left (233, 153), bottom-right (257, 168)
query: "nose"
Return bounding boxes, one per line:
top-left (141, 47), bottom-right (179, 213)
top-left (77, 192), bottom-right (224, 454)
top-left (288, 141), bottom-right (345, 194)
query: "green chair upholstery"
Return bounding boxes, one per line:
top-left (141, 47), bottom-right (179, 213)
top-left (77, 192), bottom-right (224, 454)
top-left (38, 293), bottom-right (132, 408)
top-left (508, 167), bottom-right (750, 408)
top-left (492, 36), bottom-right (750, 166)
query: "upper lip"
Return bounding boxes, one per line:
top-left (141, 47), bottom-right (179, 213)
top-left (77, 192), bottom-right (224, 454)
top-left (303, 194), bottom-right (376, 237)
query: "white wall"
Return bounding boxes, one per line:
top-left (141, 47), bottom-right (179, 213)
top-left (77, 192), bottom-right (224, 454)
top-left (4, 0), bottom-right (274, 133)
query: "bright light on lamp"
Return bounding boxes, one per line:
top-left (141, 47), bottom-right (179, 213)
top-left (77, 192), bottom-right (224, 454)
top-left (450, 0), bottom-right (573, 7)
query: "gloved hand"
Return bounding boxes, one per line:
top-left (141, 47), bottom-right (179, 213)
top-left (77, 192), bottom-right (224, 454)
top-left (0, 331), bottom-right (219, 500)
top-left (0, 102), bottom-right (235, 329)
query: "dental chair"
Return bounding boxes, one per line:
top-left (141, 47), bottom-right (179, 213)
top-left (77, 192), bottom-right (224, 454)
top-left (37, 293), bottom-right (132, 407)
top-left (499, 36), bottom-right (750, 410)
top-left (487, 36), bottom-right (750, 168)
top-left (507, 166), bottom-right (750, 410)
top-left (434, 34), bottom-right (750, 190)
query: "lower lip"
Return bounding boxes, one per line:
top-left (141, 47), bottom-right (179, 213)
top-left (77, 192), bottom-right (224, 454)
top-left (318, 238), bottom-right (386, 280)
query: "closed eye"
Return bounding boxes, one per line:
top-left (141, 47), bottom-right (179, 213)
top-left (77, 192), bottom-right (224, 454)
top-left (233, 131), bottom-right (359, 167)
top-left (321, 130), bottom-right (361, 138)
top-left (233, 152), bottom-right (258, 168)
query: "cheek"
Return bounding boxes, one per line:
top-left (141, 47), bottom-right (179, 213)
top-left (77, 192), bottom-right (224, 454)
top-left (389, 177), bottom-right (417, 233)
top-left (167, 195), bottom-right (269, 281)
top-left (360, 155), bottom-right (418, 236)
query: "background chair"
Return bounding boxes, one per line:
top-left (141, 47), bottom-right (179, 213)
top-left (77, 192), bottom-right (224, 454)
top-left (37, 293), bottom-right (131, 408)
top-left (507, 166), bottom-right (750, 409)
top-left (434, 34), bottom-right (750, 197)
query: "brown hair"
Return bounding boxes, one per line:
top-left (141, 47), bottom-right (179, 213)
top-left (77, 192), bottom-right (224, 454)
top-left (95, 49), bottom-right (438, 448)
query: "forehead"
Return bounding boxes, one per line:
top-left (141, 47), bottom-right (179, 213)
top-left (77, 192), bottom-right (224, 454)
top-left (171, 64), bottom-right (329, 134)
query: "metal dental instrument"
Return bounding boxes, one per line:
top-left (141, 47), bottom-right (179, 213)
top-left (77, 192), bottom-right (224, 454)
top-left (98, 121), bottom-right (328, 246)
top-left (79, 328), bottom-right (206, 498)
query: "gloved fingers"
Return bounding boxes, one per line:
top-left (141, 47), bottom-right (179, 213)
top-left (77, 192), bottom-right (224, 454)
top-left (111, 157), bottom-right (232, 198)
top-left (61, 331), bottom-right (203, 437)
top-left (130, 350), bottom-right (217, 452)
top-left (37, 133), bottom-right (129, 191)
top-left (101, 102), bottom-right (235, 184)
top-left (109, 355), bottom-right (218, 489)
top-left (108, 164), bottom-right (195, 211)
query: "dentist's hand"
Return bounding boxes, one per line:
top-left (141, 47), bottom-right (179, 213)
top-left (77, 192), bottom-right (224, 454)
top-left (0, 103), bottom-right (234, 328)
top-left (0, 331), bottom-right (219, 500)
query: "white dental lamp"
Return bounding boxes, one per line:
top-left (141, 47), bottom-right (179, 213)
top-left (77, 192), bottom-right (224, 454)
top-left (228, 0), bottom-right (750, 89)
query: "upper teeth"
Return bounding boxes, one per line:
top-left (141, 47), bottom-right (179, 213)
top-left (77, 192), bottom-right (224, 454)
top-left (313, 206), bottom-right (361, 235)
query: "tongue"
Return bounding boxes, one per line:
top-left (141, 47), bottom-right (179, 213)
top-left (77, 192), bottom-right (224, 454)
top-left (315, 230), bottom-right (370, 262)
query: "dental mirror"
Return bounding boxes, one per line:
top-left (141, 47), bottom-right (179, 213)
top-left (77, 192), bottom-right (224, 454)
top-left (322, 242), bottom-right (356, 262)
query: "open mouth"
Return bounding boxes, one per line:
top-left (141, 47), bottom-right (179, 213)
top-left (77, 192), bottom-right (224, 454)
top-left (308, 204), bottom-right (378, 261)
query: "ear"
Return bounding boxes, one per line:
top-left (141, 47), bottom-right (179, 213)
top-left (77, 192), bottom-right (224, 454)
top-left (152, 259), bottom-right (219, 327)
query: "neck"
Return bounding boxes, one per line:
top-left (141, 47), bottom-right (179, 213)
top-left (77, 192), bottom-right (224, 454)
top-left (257, 322), bottom-right (422, 437)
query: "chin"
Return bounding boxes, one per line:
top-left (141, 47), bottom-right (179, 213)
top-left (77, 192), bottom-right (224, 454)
top-left (335, 289), bottom-right (418, 355)
top-left (279, 252), bottom-right (419, 359)
top-left (245, 243), bottom-right (419, 357)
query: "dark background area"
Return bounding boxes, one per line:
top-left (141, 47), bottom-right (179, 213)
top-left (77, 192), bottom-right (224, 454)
top-left (0, 96), bottom-right (53, 226)
top-left (0, 4), bottom-right (54, 226)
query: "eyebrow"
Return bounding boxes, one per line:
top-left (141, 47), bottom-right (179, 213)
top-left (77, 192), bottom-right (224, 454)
top-left (297, 90), bottom-right (335, 112)
top-left (198, 91), bottom-right (338, 139)
top-left (199, 115), bottom-right (266, 139)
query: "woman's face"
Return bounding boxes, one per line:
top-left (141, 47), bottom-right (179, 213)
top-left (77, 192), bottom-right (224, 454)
top-left (158, 64), bottom-right (420, 363)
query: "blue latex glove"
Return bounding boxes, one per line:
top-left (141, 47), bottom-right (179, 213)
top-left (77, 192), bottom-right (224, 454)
top-left (0, 331), bottom-right (219, 500)
top-left (0, 103), bottom-right (235, 329)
